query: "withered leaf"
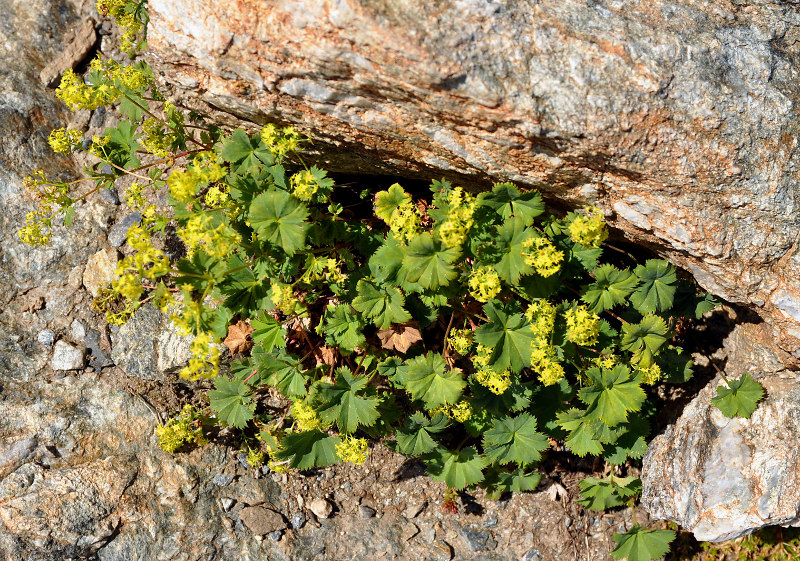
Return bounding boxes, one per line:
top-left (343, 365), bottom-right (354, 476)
top-left (377, 322), bottom-right (422, 354)
top-left (224, 320), bottom-right (254, 355)
top-left (315, 345), bottom-right (338, 366)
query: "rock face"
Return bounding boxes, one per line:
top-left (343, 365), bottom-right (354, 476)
top-left (641, 323), bottom-right (800, 542)
top-left (146, 0), bottom-right (800, 363)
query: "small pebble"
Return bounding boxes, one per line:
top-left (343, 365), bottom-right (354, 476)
top-left (51, 340), bottom-right (85, 371)
top-left (308, 497), bottom-right (333, 519)
top-left (358, 505), bottom-right (376, 519)
top-left (213, 473), bottom-right (234, 487)
top-left (483, 517), bottom-right (498, 527)
top-left (220, 498), bottom-right (235, 512)
top-left (237, 452), bottom-right (249, 469)
top-left (99, 186), bottom-right (120, 205)
top-left (108, 213), bottom-right (142, 247)
top-left (564, 516), bottom-right (573, 528)
top-left (268, 530), bottom-right (283, 542)
top-left (37, 329), bottom-right (56, 346)
top-left (521, 550), bottom-right (541, 561)
top-left (290, 512), bottom-right (306, 529)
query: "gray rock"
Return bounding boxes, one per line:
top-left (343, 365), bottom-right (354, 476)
top-left (213, 473), bottom-right (234, 487)
top-left (220, 498), bottom-right (235, 512)
top-left (70, 319), bottom-right (87, 341)
top-left (358, 505), bottom-right (376, 518)
top-left (483, 517), bottom-right (497, 528)
top-left (457, 525), bottom-right (496, 552)
top-left (290, 512), bottom-right (306, 530)
top-left (642, 324), bottom-right (800, 541)
top-left (521, 550), bottom-right (541, 561)
top-left (111, 305), bottom-right (194, 380)
top-left (51, 340), bottom-right (84, 371)
top-left (268, 530), bottom-right (283, 542)
top-left (238, 506), bottom-right (286, 536)
top-left (107, 213), bottom-right (141, 247)
top-left (37, 330), bottom-right (56, 347)
top-left (82, 248), bottom-right (119, 297)
top-left (85, 329), bottom-right (113, 369)
top-left (99, 186), bottom-right (120, 205)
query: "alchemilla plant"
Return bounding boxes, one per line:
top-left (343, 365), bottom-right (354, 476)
top-left (21, 2), bottom-right (767, 560)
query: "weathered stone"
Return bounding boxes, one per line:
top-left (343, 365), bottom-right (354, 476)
top-left (107, 213), bottom-right (141, 247)
top-left (147, 0), bottom-right (800, 363)
top-left (238, 505), bottom-right (286, 536)
top-left (358, 505), bottom-right (376, 518)
top-left (36, 330), bottom-right (56, 347)
top-left (642, 323), bottom-right (800, 541)
top-left (83, 248), bottom-right (119, 297)
top-left (111, 304), bottom-right (193, 380)
top-left (51, 340), bottom-right (84, 371)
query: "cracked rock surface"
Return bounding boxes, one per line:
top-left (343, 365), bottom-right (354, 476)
top-left (146, 0), bottom-right (800, 363)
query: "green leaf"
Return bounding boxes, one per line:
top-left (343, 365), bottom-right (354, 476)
top-left (274, 430), bottom-right (340, 469)
top-left (482, 413), bottom-right (549, 468)
top-left (248, 190), bottom-right (309, 255)
top-left (352, 279), bottom-right (412, 329)
top-left (119, 90), bottom-right (146, 121)
top-left (394, 412), bottom-right (449, 457)
top-left (630, 260), bottom-right (677, 315)
top-left (474, 302), bottom-right (536, 373)
top-left (611, 525), bottom-right (675, 561)
top-left (250, 313), bottom-right (287, 353)
top-left (603, 416), bottom-right (650, 465)
top-left (375, 183), bottom-right (411, 222)
top-left (482, 468), bottom-right (542, 499)
top-left (579, 365), bottom-right (646, 427)
top-left (316, 367), bottom-right (381, 433)
top-left (620, 315), bottom-right (669, 366)
top-left (582, 265), bottom-right (638, 312)
top-left (404, 353), bottom-right (466, 409)
top-left (217, 255), bottom-right (270, 314)
top-left (492, 218), bottom-right (533, 284)
top-left (556, 409), bottom-right (606, 457)
top-left (220, 129), bottom-right (274, 172)
top-left (425, 446), bottom-right (486, 490)
top-left (400, 233), bottom-right (460, 289)
top-left (257, 350), bottom-right (308, 397)
top-left (369, 234), bottom-right (407, 286)
top-left (208, 377), bottom-right (255, 428)
top-left (577, 475), bottom-right (642, 511)
top-left (319, 305), bottom-right (366, 353)
top-left (478, 182), bottom-right (544, 226)
top-left (711, 373), bottom-right (764, 418)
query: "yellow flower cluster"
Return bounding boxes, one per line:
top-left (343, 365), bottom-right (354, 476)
top-left (123, 182), bottom-right (147, 209)
top-left (204, 184), bottom-right (232, 208)
top-left (168, 152), bottom-right (228, 203)
top-left (468, 266), bottom-right (501, 302)
top-left (56, 68), bottom-right (117, 110)
top-left (141, 118), bottom-right (176, 158)
top-left (47, 128), bottom-right (83, 154)
top-left (91, 285), bottom-right (138, 326)
top-left (439, 187), bottom-right (477, 248)
top-left (522, 236), bottom-right (564, 277)
top-left (17, 206), bottom-right (53, 247)
top-left (170, 296), bottom-right (205, 335)
top-left (271, 283), bottom-right (297, 315)
top-left (89, 56), bottom-right (150, 91)
top-left (260, 124), bottom-right (303, 157)
top-left (177, 214), bottom-right (242, 259)
top-left (431, 400), bottom-right (473, 423)
top-left (635, 362), bottom-right (662, 385)
top-left (593, 354), bottom-right (616, 370)
top-left (97, 0), bottom-right (146, 52)
top-left (290, 401), bottom-right (323, 432)
top-left (447, 328), bottom-right (473, 355)
top-left (568, 207), bottom-right (608, 248)
top-left (112, 224), bottom-right (170, 301)
top-left (565, 305), bottom-right (600, 346)
top-left (335, 435), bottom-right (369, 465)
top-left (526, 299), bottom-right (557, 342)
top-left (388, 201), bottom-right (420, 243)
top-left (290, 169), bottom-right (318, 201)
top-left (179, 332), bottom-right (221, 381)
top-left (474, 367), bottom-right (511, 395)
top-left (530, 344), bottom-right (565, 386)
top-left (156, 405), bottom-right (208, 453)
top-left (89, 134), bottom-right (110, 159)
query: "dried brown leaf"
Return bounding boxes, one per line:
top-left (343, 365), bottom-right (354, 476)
top-left (224, 320), bottom-right (254, 355)
top-left (377, 322), bottom-right (423, 354)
